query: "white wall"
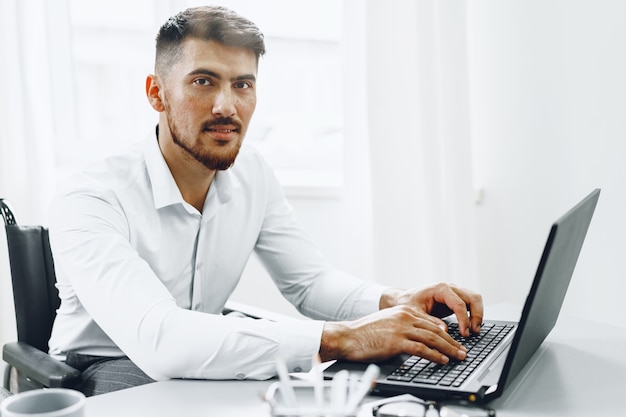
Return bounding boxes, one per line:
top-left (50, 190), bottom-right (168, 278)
top-left (365, 0), bottom-right (481, 292)
top-left (467, 0), bottom-right (626, 326)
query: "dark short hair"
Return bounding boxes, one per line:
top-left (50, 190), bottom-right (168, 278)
top-left (155, 6), bottom-right (265, 74)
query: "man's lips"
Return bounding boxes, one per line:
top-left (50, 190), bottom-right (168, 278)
top-left (203, 125), bottom-right (240, 142)
top-left (201, 118), bottom-right (242, 142)
top-left (207, 126), bottom-right (238, 133)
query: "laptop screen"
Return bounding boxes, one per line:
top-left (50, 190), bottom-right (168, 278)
top-left (497, 189), bottom-right (600, 395)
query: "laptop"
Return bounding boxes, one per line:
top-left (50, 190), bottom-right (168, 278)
top-left (324, 188), bottom-right (600, 404)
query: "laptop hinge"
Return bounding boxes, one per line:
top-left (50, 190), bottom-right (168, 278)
top-left (474, 384), bottom-right (498, 402)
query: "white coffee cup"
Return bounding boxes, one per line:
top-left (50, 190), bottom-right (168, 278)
top-left (0, 388), bottom-right (85, 417)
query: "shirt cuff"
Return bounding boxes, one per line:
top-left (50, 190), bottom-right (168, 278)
top-left (354, 283), bottom-right (390, 316)
top-left (277, 319), bottom-right (325, 373)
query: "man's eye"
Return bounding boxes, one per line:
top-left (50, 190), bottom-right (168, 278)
top-left (194, 79), bottom-right (212, 86)
top-left (235, 81), bottom-right (252, 89)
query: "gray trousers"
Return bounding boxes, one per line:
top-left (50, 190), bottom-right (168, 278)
top-left (65, 353), bottom-right (155, 397)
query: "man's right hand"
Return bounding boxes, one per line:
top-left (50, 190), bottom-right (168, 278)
top-left (319, 305), bottom-right (467, 365)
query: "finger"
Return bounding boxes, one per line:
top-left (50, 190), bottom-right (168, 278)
top-left (408, 319), bottom-right (467, 358)
top-left (402, 327), bottom-right (467, 363)
top-left (412, 309), bottom-right (450, 333)
top-left (436, 286), bottom-right (473, 337)
top-left (467, 293), bottom-right (484, 334)
top-left (442, 286), bottom-right (484, 336)
top-left (403, 340), bottom-right (451, 364)
top-left (454, 288), bottom-right (484, 334)
top-left (397, 307), bottom-right (465, 354)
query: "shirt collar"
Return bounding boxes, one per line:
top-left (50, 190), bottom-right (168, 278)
top-left (144, 128), bottom-right (234, 211)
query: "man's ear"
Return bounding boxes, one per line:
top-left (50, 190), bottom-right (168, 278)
top-left (146, 74), bottom-right (165, 112)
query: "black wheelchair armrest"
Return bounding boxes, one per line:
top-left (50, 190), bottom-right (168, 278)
top-left (2, 341), bottom-right (81, 388)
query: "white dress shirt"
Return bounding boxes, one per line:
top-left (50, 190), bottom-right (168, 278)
top-left (48, 136), bottom-right (387, 381)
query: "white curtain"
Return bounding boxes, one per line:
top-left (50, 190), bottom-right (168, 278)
top-left (0, 0), bottom-right (60, 359)
top-left (363, 0), bottom-right (479, 290)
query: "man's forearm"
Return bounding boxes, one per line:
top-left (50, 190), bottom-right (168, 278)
top-left (319, 321), bottom-right (351, 362)
top-left (378, 288), bottom-right (404, 309)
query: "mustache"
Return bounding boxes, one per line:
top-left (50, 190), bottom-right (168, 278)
top-left (202, 117), bottom-right (242, 131)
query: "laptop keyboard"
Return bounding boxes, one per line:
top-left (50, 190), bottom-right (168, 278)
top-left (386, 322), bottom-right (515, 387)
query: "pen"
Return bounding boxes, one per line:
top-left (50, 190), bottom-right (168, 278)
top-left (330, 369), bottom-right (349, 412)
top-left (274, 356), bottom-right (297, 408)
top-left (348, 373), bottom-right (359, 402)
top-left (312, 354), bottom-right (324, 408)
top-left (344, 364), bottom-right (380, 412)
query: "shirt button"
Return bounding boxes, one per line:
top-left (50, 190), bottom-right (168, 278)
top-left (196, 263), bottom-right (203, 271)
top-left (293, 367), bottom-right (302, 373)
top-left (235, 373), bottom-right (245, 380)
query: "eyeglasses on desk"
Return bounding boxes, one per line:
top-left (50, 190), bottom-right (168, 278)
top-left (372, 395), bottom-right (495, 417)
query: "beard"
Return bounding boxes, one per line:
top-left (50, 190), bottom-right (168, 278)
top-left (167, 112), bottom-right (243, 171)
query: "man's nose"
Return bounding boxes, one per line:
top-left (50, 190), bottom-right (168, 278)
top-left (212, 88), bottom-right (236, 117)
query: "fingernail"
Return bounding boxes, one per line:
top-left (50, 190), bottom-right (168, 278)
top-left (458, 350), bottom-right (467, 360)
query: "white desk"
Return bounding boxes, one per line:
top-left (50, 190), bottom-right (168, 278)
top-left (85, 312), bottom-right (626, 416)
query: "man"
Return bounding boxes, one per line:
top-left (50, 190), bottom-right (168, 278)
top-left (48, 6), bottom-right (483, 396)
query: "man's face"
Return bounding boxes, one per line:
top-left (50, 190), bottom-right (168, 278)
top-left (158, 38), bottom-right (258, 170)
